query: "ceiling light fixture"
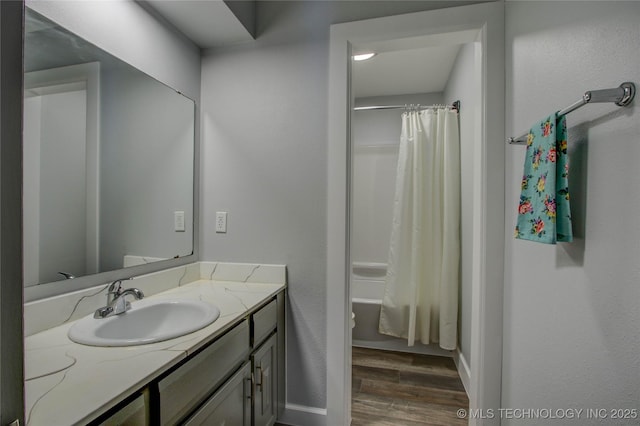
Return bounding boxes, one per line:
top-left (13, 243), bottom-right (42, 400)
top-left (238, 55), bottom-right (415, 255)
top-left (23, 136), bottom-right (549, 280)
top-left (353, 52), bottom-right (376, 61)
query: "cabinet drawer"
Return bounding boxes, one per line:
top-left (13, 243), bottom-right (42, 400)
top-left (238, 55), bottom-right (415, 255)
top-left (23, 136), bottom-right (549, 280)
top-left (158, 320), bottom-right (250, 425)
top-left (183, 362), bottom-right (252, 426)
top-left (252, 299), bottom-right (277, 347)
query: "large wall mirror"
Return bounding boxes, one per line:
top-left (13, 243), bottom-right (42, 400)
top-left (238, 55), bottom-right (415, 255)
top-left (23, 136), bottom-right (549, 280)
top-left (24, 8), bottom-right (195, 292)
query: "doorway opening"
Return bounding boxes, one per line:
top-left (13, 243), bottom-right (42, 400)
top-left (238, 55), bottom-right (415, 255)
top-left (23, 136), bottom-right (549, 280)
top-left (327, 3), bottom-right (505, 425)
top-left (349, 27), bottom-right (476, 424)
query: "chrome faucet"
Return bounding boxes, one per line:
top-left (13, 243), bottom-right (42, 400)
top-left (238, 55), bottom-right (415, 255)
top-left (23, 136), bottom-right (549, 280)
top-left (94, 278), bottom-right (144, 319)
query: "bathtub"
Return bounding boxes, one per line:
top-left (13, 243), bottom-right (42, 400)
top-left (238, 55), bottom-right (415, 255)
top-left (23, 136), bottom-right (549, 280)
top-left (351, 262), bottom-right (453, 357)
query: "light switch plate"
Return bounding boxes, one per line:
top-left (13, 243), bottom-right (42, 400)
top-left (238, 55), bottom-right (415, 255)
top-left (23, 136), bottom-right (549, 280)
top-left (174, 211), bottom-right (185, 232)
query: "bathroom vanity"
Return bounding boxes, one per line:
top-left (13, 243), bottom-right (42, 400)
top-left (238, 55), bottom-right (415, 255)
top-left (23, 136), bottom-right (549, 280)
top-left (106, 294), bottom-right (282, 425)
top-left (24, 262), bottom-right (286, 425)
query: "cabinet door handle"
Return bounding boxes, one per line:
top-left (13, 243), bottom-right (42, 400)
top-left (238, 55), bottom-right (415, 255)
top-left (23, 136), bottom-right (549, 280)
top-left (246, 377), bottom-right (253, 400)
top-left (255, 366), bottom-right (263, 391)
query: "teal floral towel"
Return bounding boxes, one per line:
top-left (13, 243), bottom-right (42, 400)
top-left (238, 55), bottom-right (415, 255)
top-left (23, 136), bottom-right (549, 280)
top-left (515, 113), bottom-right (572, 244)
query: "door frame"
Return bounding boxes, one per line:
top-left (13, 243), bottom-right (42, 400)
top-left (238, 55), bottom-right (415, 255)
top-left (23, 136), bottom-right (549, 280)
top-left (327, 2), bottom-right (505, 425)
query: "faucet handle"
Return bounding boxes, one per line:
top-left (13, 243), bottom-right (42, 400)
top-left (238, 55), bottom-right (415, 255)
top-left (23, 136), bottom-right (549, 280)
top-left (108, 277), bottom-right (133, 294)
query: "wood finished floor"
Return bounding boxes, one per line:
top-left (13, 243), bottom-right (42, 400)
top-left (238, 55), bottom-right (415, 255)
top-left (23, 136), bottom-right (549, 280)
top-left (351, 347), bottom-right (468, 426)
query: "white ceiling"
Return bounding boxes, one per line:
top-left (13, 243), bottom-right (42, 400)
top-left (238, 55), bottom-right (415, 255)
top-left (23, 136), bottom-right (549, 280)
top-left (144, 2), bottom-right (467, 97)
top-left (145, 0), bottom-right (254, 48)
top-left (352, 43), bottom-right (462, 99)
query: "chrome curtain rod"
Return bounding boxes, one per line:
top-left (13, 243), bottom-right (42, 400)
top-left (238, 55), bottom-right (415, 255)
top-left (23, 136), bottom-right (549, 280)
top-left (508, 82), bottom-right (635, 145)
top-left (354, 100), bottom-right (460, 112)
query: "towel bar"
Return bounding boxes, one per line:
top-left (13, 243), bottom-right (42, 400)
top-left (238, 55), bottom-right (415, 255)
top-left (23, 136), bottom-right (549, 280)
top-left (508, 82), bottom-right (635, 145)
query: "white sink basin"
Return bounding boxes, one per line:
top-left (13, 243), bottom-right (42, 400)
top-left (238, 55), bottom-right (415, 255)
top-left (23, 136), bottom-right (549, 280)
top-left (68, 299), bottom-right (220, 347)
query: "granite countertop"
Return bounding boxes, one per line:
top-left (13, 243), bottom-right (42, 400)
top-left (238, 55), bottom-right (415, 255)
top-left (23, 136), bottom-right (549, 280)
top-left (25, 276), bottom-right (285, 425)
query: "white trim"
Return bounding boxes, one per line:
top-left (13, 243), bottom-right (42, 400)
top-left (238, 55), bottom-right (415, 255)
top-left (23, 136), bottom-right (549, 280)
top-left (327, 19), bottom-right (353, 426)
top-left (279, 403), bottom-right (327, 426)
top-left (454, 349), bottom-right (472, 397)
top-left (327, 3), bottom-right (505, 425)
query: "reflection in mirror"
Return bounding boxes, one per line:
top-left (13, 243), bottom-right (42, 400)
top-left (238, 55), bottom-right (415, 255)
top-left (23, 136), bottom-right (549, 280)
top-left (24, 8), bottom-right (195, 288)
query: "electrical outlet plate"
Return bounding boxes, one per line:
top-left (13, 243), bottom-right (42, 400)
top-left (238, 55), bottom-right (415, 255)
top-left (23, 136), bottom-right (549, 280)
top-left (216, 211), bottom-right (227, 233)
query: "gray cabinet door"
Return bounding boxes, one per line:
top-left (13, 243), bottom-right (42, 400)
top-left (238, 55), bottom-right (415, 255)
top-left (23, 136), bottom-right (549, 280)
top-left (252, 334), bottom-right (277, 426)
top-left (183, 363), bottom-right (252, 426)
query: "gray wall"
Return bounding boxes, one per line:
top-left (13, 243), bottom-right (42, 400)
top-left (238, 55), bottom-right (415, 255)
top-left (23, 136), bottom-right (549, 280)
top-left (443, 42), bottom-right (476, 367)
top-left (200, 0), bottom-right (487, 410)
top-left (503, 1), bottom-right (640, 422)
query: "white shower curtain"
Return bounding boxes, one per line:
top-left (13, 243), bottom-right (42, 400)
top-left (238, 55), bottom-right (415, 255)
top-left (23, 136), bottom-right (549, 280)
top-left (378, 108), bottom-right (460, 350)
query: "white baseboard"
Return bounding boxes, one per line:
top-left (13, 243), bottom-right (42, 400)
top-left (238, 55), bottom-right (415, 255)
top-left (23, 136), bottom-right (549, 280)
top-left (277, 403), bottom-right (327, 426)
top-left (454, 349), bottom-right (471, 397)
